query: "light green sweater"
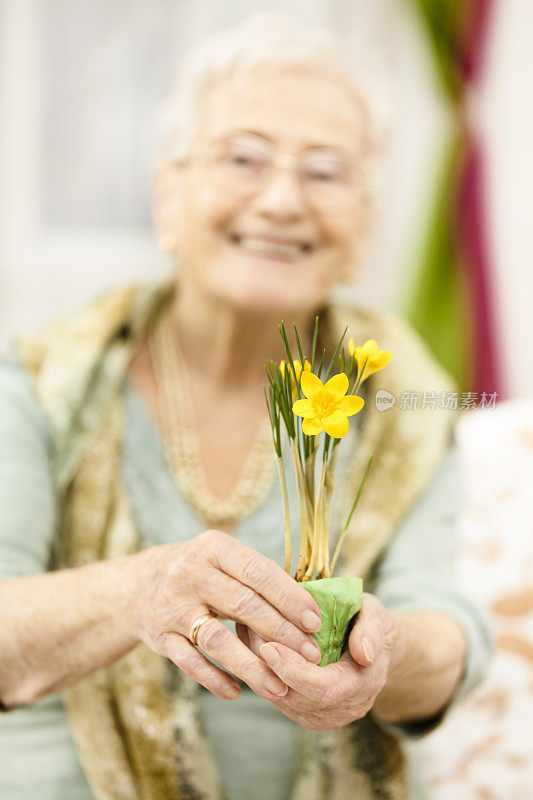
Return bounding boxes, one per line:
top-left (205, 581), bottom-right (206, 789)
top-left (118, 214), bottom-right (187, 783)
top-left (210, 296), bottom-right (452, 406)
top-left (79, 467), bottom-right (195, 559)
top-left (0, 358), bottom-right (492, 800)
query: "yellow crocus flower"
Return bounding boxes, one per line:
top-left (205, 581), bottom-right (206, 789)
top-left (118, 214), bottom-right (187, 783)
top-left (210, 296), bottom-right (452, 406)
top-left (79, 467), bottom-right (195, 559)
top-left (348, 338), bottom-right (392, 384)
top-left (279, 358), bottom-right (311, 398)
top-left (293, 371), bottom-right (364, 439)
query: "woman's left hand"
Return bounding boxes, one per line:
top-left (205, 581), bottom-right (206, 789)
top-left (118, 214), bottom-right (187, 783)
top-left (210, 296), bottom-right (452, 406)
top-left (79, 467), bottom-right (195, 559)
top-left (236, 592), bottom-right (402, 730)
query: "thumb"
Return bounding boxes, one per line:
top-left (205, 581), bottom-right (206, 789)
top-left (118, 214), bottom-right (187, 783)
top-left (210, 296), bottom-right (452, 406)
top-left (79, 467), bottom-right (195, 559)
top-left (348, 592), bottom-right (384, 667)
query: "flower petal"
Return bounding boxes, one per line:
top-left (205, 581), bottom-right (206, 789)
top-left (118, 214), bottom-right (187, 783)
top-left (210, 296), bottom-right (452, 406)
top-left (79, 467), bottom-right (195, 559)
top-left (336, 394), bottom-right (365, 416)
top-left (302, 417), bottom-right (323, 436)
top-left (323, 372), bottom-right (349, 401)
top-left (300, 370), bottom-right (323, 399)
top-left (292, 398), bottom-right (316, 418)
top-left (321, 410), bottom-right (349, 438)
top-left (375, 351), bottom-right (392, 370)
top-left (355, 349), bottom-right (371, 381)
top-left (363, 339), bottom-right (380, 357)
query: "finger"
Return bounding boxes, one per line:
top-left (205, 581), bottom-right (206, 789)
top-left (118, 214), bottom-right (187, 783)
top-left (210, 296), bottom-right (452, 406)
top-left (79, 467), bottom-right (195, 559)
top-left (204, 530), bottom-right (322, 633)
top-left (235, 622), bottom-right (250, 648)
top-left (189, 613), bottom-right (290, 701)
top-left (236, 626), bottom-right (269, 664)
top-left (202, 567), bottom-right (321, 664)
top-left (347, 592), bottom-right (389, 667)
top-left (247, 628), bottom-right (268, 658)
top-left (259, 641), bottom-right (361, 704)
top-left (159, 631), bottom-right (242, 700)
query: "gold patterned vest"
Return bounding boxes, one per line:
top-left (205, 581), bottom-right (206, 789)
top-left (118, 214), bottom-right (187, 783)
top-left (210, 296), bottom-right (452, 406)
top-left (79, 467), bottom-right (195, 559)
top-left (19, 283), bottom-right (456, 800)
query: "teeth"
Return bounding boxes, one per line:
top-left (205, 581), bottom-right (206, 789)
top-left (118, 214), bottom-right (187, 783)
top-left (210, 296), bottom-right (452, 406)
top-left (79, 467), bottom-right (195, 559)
top-left (238, 237), bottom-right (304, 257)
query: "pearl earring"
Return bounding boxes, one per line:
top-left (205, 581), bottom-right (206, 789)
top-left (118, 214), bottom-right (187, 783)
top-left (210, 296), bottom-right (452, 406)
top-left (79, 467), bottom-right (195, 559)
top-left (158, 233), bottom-right (177, 253)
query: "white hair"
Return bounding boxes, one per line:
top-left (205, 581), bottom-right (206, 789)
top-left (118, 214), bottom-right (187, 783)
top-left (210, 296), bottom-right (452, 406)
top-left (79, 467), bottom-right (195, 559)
top-left (157, 13), bottom-right (387, 168)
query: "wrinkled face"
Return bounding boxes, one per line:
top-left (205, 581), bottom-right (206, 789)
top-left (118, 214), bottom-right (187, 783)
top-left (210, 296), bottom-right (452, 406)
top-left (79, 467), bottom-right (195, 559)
top-left (156, 65), bottom-right (371, 316)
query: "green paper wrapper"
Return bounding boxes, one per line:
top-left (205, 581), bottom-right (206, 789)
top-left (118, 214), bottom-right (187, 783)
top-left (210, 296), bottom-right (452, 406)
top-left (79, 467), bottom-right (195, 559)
top-left (301, 577), bottom-right (363, 666)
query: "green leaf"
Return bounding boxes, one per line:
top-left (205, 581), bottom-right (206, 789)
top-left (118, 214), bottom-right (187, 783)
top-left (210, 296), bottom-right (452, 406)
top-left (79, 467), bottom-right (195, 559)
top-left (323, 325), bottom-right (348, 382)
top-left (302, 577), bottom-right (363, 665)
top-left (310, 315), bottom-right (319, 371)
top-left (293, 322), bottom-right (305, 365)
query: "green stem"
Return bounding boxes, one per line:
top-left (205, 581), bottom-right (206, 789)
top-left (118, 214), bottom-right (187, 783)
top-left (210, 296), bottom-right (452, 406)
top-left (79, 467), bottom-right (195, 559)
top-left (322, 447), bottom-right (339, 577)
top-left (275, 455), bottom-right (292, 574)
top-left (305, 449), bottom-right (316, 508)
top-left (290, 439), bottom-right (313, 580)
top-left (306, 457), bottom-right (327, 580)
top-left (351, 356), bottom-right (369, 394)
top-left (330, 456), bottom-right (373, 575)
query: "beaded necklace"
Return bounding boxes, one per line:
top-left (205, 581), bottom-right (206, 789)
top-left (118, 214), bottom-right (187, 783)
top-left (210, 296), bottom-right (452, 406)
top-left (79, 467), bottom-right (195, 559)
top-left (149, 308), bottom-right (276, 525)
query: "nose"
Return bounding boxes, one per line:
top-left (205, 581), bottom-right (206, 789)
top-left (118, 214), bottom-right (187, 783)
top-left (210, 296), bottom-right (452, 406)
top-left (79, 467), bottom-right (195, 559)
top-left (250, 166), bottom-right (308, 223)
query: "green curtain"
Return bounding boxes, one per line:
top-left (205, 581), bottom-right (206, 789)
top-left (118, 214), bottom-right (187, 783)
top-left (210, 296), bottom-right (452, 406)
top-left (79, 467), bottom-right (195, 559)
top-left (404, 129), bottom-right (468, 389)
top-left (402, 0), bottom-right (474, 391)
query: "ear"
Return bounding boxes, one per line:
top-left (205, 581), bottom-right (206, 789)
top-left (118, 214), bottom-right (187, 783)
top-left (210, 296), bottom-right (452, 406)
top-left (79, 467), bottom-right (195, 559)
top-left (151, 158), bottom-right (184, 250)
top-left (339, 198), bottom-right (376, 284)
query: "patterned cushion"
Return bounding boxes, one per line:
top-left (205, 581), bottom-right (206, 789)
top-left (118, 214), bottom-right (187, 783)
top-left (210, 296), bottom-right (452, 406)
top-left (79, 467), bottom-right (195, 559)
top-left (412, 399), bottom-right (533, 798)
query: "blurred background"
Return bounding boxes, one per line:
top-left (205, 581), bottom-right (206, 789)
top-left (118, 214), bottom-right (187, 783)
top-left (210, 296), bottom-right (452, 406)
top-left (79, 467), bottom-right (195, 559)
top-left (1, 2), bottom-right (532, 796)
top-left (1, 0), bottom-right (532, 398)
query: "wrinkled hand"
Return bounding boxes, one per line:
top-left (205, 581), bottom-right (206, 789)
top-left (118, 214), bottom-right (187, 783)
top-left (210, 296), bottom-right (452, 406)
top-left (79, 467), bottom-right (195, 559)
top-left (237, 592), bottom-right (400, 729)
top-left (131, 530), bottom-right (323, 703)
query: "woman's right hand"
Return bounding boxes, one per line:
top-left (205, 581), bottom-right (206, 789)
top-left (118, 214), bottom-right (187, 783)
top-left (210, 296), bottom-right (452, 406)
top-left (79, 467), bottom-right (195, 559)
top-left (130, 529), bottom-right (323, 701)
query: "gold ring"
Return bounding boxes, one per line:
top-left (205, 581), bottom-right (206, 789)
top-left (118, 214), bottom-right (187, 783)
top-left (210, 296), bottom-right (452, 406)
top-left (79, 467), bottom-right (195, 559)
top-left (188, 613), bottom-right (216, 646)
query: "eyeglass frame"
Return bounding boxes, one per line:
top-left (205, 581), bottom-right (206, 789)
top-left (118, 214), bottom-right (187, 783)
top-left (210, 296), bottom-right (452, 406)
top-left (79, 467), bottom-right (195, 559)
top-left (170, 133), bottom-right (370, 210)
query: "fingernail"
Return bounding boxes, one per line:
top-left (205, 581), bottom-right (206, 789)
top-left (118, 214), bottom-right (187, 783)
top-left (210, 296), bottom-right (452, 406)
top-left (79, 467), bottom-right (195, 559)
top-left (301, 609), bottom-right (322, 632)
top-left (261, 643), bottom-right (280, 664)
top-left (265, 676), bottom-right (288, 697)
top-left (362, 636), bottom-right (375, 663)
top-left (301, 641), bottom-right (321, 663)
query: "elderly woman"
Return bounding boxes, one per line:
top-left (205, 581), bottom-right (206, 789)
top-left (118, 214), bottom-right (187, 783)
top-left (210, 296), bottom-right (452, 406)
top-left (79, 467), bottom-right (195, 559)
top-left (0, 15), bottom-right (490, 800)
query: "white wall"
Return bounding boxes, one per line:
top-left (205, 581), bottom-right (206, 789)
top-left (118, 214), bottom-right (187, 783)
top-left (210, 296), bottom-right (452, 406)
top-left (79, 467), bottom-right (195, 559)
top-left (479, 0), bottom-right (533, 398)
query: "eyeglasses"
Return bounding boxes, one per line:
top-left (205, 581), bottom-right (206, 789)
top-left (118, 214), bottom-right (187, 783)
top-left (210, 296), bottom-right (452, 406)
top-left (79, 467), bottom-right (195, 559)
top-left (175, 134), bottom-right (367, 210)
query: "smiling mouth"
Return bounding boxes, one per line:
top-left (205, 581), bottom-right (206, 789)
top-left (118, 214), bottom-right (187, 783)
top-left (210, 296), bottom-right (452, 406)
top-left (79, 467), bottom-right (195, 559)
top-left (230, 233), bottom-right (313, 259)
